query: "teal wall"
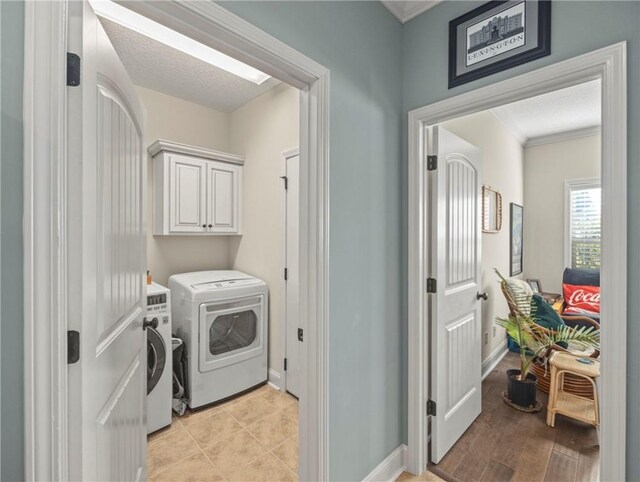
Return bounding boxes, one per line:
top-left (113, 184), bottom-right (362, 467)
top-left (219, 3), bottom-right (405, 479)
top-left (403, 2), bottom-right (640, 479)
top-left (1, 1), bottom-right (25, 481)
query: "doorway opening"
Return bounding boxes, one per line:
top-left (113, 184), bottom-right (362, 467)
top-left (407, 44), bottom-right (626, 482)
top-left (22, 1), bottom-right (329, 481)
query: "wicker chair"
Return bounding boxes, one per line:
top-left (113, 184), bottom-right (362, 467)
top-left (500, 279), bottom-right (600, 399)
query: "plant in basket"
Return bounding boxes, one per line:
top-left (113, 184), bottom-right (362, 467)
top-left (494, 269), bottom-right (600, 410)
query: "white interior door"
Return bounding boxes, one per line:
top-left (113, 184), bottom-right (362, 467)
top-left (284, 151), bottom-right (301, 397)
top-left (430, 126), bottom-right (482, 463)
top-left (67, 2), bottom-right (147, 480)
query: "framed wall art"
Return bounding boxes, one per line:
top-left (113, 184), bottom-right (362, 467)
top-left (449, 0), bottom-right (551, 89)
top-left (510, 203), bottom-right (523, 276)
top-left (482, 185), bottom-right (503, 233)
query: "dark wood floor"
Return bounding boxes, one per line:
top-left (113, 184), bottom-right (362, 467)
top-left (429, 352), bottom-right (599, 482)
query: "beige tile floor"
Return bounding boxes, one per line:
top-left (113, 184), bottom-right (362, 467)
top-left (396, 471), bottom-right (445, 481)
top-left (148, 384), bottom-right (299, 482)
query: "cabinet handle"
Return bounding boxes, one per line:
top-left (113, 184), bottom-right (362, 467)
top-left (208, 224), bottom-right (213, 228)
top-left (202, 224), bottom-right (206, 228)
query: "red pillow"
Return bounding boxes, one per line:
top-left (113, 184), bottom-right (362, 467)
top-left (563, 283), bottom-right (600, 316)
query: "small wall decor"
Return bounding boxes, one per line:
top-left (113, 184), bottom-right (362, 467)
top-left (449, 0), bottom-right (551, 89)
top-left (527, 278), bottom-right (542, 293)
top-left (482, 185), bottom-right (503, 233)
top-left (510, 203), bottom-right (524, 276)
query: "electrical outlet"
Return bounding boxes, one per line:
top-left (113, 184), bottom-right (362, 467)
top-left (484, 331), bottom-right (489, 345)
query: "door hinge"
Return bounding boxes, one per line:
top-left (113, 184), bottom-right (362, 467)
top-left (67, 330), bottom-right (80, 364)
top-left (67, 53), bottom-right (81, 87)
top-left (284, 358), bottom-right (288, 371)
top-left (280, 175), bottom-right (288, 190)
top-left (284, 268), bottom-right (288, 281)
top-left (427, 399), bottom-right (437, 416)
top-left (297, 328), bottom-right (304, 342)
top-left (426, 278), bottom-right (437, 293)
top-left (427, 155), bottom-right (437, 171)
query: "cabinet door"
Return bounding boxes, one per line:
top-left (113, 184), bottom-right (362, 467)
top-left (207, 162), bottom-right (240, 233)
top-left (169, 155), bottom-right (207, 233)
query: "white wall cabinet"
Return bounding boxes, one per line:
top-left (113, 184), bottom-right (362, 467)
top-left (150, 140), bottom-right (244, 235)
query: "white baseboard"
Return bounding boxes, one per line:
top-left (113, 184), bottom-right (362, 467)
top-left (482, 339), bottom-right (509, 380)
top-left (267, 368), bottom-right (282, 390)
top-left (362, 444), bottom-right (407, 482)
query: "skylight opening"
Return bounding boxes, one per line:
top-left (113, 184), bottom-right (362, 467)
top-left (90, 0), bottom-right (271, 85)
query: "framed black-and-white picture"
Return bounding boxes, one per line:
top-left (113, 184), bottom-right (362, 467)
top-left (527, 279), bottom-right (542, 293)
top-left (510, 203), bottom-right (523, 276)
top-left (449, 0), bottom-right (551, 89)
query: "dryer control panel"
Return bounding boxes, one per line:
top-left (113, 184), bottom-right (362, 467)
top-left (146, 282), bottom-right (171, 315)
top-left (193, 278), bottom-right (261, 291)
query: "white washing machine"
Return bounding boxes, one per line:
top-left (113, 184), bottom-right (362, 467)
top-left (169, 270), bottom-right (268, 409)
top-left (146, 282), bottom-right (173, 434)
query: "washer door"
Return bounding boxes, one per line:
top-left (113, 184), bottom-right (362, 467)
top-left (147, 327), bottom-right (166, 395)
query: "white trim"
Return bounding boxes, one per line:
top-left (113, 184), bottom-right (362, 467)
top-left (362, 444), bottom-right (407, 482)
top-left (481, 340), bottom-right (509, 381)
top-left (147, 139), bottom-right (245, 165)
top-left (280, 147), bottom-right (300, 396)
top-left (563, 177), bottom-right (602, 269)
top-left (24, 2), bottom-right (329, 481)
top-left (23, 1), bottom-right (69, 480)
top-left (268, 368), bottom-right (282, 390)
top-left (380, 1), bottom-right (444, 24)
top-left (408, 42), bottom-right (627, 481)
top-left (525, 125), bottom-right (601, 147)
top-left (488, 108), bottom-right (527, 145)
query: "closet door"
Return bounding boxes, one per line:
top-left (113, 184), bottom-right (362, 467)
top-left (207, 161), bottom-right (240, 233)
top-left (169, 155), bottom-right (207, 233)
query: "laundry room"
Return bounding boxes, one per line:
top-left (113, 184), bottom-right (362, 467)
top-left (97, 3), bottom-right (302, 479)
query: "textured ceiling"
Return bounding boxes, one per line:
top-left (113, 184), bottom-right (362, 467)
top-left (100, 18), bottom-right (281, 112)
top-left (491, 80), bottom-right (601, 144)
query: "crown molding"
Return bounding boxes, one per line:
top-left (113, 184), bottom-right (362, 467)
top-left (381, 1), bottom-right (444, 24)
top-left (524, 125), bottom-right (601, 147)
top-left (488, 109), bottom-right (527, 145)
top-left (147, 139), bottom-right (245, 165)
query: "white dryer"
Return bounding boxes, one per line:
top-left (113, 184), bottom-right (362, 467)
top-left (169, 271), bottom-right (268, 409)
top-left (146, 282), bottom-right (173, 434)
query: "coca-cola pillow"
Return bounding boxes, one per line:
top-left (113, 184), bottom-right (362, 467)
top-left (563, 283), bottom-right (600, 316)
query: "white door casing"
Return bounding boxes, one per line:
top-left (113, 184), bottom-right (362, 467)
top-left (429, 126), bottom-right (483, 463)
top-left (66, 2), bottom-right (147, 479)
top-left (24, 2), bottom-right (330, 480)
top-left (283, 149), bottom-right (301, 397)
top-left (408, 43), bottom-right (626, 480)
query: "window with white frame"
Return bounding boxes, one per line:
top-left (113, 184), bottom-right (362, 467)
top-left (565, 179), bottom-right (601, 270)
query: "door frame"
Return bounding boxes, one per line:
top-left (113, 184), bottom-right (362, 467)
top-left (23, 2), bottom-right (329, 481)
top-left (280, 147), bottom-right (300, 394)
top-left (407, 42), bottom-right (627, 481)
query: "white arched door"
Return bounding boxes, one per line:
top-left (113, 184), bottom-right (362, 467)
top-left (67, 2), bottom-right (148, 479)
top-left (430, 126), bottom-right (483, 463)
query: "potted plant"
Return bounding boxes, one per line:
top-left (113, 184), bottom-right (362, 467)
top-left (494, 269), bottom-right (600, 410)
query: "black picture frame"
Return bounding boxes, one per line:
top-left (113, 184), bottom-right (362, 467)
top-left (527, 279), bottom-right (542, 293)
top-left (448, 0), bottom-right (551, 89)
top-left (510, 203), bottom-right (523, 276)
